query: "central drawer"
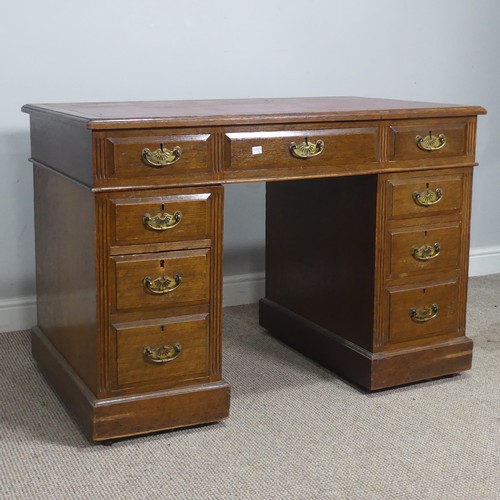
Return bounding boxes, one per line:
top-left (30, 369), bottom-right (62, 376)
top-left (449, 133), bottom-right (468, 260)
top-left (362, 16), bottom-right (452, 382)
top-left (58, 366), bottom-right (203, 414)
top-left (111, 249), bottom-right (210, 311)
top-left (224, 125), bottom-right (379, 171)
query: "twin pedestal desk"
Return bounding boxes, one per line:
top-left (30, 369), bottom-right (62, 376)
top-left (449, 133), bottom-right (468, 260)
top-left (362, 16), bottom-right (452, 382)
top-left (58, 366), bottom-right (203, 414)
top-left (22, 97), bottom-right (486, 441)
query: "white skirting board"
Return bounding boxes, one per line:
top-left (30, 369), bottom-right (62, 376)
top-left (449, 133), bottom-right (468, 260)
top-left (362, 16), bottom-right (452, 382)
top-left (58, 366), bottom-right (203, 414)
top-left (222, 272), bottom-right (266, 307)
top-left (1, 250), bottom-right (499, 333)
top-left (468, 246), bottom-right (500, 277)
top-left (0, 296), bottom-right (37, 333)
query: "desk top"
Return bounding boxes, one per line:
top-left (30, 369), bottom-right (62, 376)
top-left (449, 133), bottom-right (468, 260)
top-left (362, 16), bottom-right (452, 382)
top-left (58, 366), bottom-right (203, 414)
top-left (22, 96), bottom-right (486, 130)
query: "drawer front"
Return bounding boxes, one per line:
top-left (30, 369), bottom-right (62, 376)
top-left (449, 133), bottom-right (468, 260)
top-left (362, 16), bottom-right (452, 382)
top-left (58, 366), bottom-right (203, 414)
top-left (389, 119), bottom-right (468, 162)
top-left (386, 280), bottom-right (459, 345)
top-left (114, 314), bottom-right (209, 387)
top-left (105, 131), bottom-right (213, 178)
top-left (111, 191), bottom-right (212, 245)
top-left (387, 172), bottom-right (464, 218)
top-left (112, 249), bottom-right (210, 311)
top-left (225, 126), bottom-right (378, 171)
top-left (387, 222), bottom-right (461, 279)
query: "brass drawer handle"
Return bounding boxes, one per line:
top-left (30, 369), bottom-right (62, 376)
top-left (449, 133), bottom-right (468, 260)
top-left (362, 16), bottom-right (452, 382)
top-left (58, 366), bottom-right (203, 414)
top-left (141, 144), bottom-right (182, 167)
top-left (409, 303), bottom-right (439, 323)
top-left (415, 132), bottom-right (447, 151)
top-left (412, 188), bottom-right (443, 207)
top-left (411, 243), bottom-right (441, 261)
top-left (144, 343), bottom-right (182, 363)
top-left (143, 274), bottom-right (181, 294)
top-left (289, 138), bottom-right (325, 159)
top-left (143, 210), bottom-right (182, 231)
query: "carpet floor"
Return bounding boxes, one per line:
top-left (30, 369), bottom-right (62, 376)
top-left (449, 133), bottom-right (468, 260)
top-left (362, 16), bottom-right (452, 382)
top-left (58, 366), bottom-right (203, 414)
top-left (1, 275), bottom-right (499, 500)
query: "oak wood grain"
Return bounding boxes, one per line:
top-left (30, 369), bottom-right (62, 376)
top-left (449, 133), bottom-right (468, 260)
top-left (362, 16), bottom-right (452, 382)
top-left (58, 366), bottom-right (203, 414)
top-left (386, 220), bottom-right (462, 279)
top-left (33, 165), bottom-right (98, 394)
top-left (110, 188), bottom-right (213, 246)
top-left (384, 278), bottom-right (460, 345)
top-left (389, 117), bottom-right (469, 162)
top-left (111, 249), bottom-right (211, 312)
top-left (114, 314), bottom-right (209, 388)
top-left (25, 97), bottom-right (484, 439)
top-left (224, 124), bottom-right (378, 171)
top-left (387, 171), bottom-right (465, 218)
top-left (105, 129), bottom-right (213, 178)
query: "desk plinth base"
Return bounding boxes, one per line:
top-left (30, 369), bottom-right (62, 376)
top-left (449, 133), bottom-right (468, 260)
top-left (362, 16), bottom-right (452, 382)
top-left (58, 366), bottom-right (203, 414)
top-left (31, 326), bottom-right (230, 442)
top-left (259, 299), bottom-right (473, 391)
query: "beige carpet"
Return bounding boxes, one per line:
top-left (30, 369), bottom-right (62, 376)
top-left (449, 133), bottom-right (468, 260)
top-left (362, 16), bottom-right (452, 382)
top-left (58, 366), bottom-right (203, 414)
top-left (1, 275), bottom-right (499, 500)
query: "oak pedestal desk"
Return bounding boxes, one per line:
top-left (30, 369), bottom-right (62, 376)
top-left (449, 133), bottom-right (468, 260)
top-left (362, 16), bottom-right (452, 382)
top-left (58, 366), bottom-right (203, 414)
top-left (22, 97), bottom-right (486, 441)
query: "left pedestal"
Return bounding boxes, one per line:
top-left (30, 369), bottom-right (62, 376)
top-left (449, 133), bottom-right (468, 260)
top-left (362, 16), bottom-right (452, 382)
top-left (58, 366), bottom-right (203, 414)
top-left (32, 165), bottom-right (229, 441)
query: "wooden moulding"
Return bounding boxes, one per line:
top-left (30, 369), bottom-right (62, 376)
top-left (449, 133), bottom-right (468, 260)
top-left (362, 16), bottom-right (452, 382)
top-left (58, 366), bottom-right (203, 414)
top-left (31, 326), bottom-right (230, 441)
top-left (259, 299), bottom-right (473, 391)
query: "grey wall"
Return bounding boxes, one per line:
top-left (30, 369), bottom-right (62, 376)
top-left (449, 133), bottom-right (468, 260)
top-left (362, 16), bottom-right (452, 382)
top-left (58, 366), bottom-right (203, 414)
top-left (1, 0), bottom-right (499, 308)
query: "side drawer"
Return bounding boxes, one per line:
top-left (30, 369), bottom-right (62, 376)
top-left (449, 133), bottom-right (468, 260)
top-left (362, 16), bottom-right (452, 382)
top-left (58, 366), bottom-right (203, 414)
top-left (224, 125), bottom-right (379, 171)
top-left (384, 279), bottom-right (460, 345)
top-left (386, 171), bottom-right (465, 219)
top-left (101, 129), bottom-right (213, 179)
top-left (387, 221), bottom-right (462, 279)
top-left (113, 314), bottom-right (209, 387)
top-left (389, 118), bottom-right (469, 163)
top-left (109, 189), bottom-right (214, 246)
top-left (111, 249), bottom-right (210, 311)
